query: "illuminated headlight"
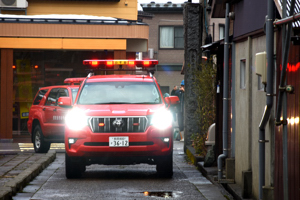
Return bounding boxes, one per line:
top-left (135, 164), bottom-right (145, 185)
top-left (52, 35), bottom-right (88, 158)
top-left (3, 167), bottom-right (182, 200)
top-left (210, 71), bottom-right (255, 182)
top-left (150, 109), bottom-right (173, 130)
top-left (65, 108), bottom-right (88, 130)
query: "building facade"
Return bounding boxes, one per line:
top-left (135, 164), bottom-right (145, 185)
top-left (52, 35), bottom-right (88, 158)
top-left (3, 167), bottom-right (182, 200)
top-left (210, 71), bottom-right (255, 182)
top-left (139, 2), bottom-right (184, 94)
top-left (204, 0), bottom-right (300, 199)
top-left (0, 0), bottom-right (149, 140)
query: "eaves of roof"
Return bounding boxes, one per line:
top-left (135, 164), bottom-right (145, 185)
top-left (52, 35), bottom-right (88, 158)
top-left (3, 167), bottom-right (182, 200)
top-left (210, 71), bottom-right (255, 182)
top-left (142, 7), bottom-right (183, 13)
top-left (141, 2), bottom-right (184, 13)
top-left (43, 0), bottom-right (120, 1)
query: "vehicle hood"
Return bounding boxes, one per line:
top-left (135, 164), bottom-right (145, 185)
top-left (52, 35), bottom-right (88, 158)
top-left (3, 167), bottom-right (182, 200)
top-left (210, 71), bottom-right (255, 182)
top-left (74, 104), bottom-right (167, 117)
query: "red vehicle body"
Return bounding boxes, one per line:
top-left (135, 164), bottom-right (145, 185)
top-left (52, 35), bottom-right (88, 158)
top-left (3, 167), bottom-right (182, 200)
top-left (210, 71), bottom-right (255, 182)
top-left (63, 66), bottom-right (179, 178)
top-left (27, 78), bottom-right (84, 153)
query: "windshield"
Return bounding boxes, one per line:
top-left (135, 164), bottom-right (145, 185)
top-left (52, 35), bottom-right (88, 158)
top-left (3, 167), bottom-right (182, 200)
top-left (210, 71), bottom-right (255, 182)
top-left (78, 81), bottom-right (162, 105)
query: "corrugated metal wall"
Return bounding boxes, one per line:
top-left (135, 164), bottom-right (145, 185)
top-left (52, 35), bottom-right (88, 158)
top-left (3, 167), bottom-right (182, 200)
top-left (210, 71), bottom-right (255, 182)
top-left (275, 29), bottom-right (300, 200)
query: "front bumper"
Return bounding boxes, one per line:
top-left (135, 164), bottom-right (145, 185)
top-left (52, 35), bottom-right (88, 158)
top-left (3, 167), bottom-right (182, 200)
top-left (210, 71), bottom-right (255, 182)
top-left (65, 125), bottom-right (173, 164)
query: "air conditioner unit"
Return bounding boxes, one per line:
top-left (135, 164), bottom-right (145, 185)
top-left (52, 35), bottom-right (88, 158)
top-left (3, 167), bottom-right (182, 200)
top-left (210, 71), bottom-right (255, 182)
top-left (0, 0), bottom-right (28, 8)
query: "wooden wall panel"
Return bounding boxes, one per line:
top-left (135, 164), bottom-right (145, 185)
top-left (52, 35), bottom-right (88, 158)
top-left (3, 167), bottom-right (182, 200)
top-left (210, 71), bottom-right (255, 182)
top-left (275, 30), bottom-right (300, 200)
top-left (114, 50), bottom-right (127, 74)
top-left (0, 38), bottom-right (126, 50)
top-left (0, 49), bottom-right (13, 140)
top-left (0, 24), bottom-right (149, 40)
top-left (25, 0), bottom-right (138, 21)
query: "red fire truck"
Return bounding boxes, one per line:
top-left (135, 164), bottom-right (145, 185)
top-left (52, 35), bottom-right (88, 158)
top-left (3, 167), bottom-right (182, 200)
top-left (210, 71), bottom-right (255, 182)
top-left (60, 60), bottom-right (179, 178)
top-left (27, 78), bottom-right (84, 153)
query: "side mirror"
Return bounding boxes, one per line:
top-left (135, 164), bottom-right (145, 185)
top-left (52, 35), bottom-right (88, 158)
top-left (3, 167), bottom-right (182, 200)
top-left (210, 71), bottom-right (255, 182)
top-left (164, 96), bottom-right (180, 108)
top-left (57, 96), bottom-right (72, 107)
top-left (169, 96), bottom-right (180, 105)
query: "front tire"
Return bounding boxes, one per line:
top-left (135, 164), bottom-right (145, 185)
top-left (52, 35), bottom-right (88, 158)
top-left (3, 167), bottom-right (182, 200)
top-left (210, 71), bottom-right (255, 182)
top-left (33, 125), bottom-right (50, 153)
top-left (156, 154), bottom-right (173, 178)
top-left (65, 153), bottom-right (83, 179)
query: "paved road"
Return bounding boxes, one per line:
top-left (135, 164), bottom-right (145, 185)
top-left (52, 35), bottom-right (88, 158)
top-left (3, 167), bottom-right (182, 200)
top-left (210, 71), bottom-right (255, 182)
top-left (12, 141), bottom-right (228, 200)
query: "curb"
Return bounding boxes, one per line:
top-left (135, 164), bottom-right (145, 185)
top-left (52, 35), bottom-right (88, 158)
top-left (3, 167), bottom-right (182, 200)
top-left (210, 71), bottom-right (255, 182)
top-left (0, 150), bottom-right (56, 200)
top-left (185, 145), bottom-right (235, 200)
top-left (185, 145), bottom-right (204, 165)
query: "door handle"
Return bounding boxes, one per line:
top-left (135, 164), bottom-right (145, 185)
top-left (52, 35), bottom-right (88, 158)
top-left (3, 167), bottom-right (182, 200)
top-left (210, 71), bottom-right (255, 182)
top-left (42, 108), bottom-right (46, 111)
top-left (53, 108), bottom-right (57, 111)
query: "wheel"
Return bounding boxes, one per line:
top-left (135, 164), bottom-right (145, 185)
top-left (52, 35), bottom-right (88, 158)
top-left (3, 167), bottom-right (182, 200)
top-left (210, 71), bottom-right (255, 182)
top-left (156, 154), bottom-right (173, 178)
top-left (65, 153), bottom-right (83, 179)
top-left (33, 125), bottom-right (50, 153)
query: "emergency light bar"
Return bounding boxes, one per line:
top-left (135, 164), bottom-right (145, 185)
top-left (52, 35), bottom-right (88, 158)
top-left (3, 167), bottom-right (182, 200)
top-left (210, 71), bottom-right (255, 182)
top-left (83, 59), bottom-right (159, 68)
top-left (64, 77), bottom-right (85, 85)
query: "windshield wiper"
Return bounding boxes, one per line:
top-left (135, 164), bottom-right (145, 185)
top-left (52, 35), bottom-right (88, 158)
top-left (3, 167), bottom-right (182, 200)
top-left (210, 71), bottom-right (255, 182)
top-left (133, 102), bottom-right (158, 104)
top-left (96, 102), bottom-right (135, 104)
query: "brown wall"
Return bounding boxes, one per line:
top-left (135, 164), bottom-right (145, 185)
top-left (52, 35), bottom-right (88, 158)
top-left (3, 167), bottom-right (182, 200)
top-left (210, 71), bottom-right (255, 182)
top-left (0, 49), bottom-right (13, 140)
top-left (142, 13), bottom-right (184, 65)
top-left (275, 32), bottom-right (300, 200)
top-left (2, 0), bottom-right (138, 21)
top-left (0, 23), bottom-right (148, 39)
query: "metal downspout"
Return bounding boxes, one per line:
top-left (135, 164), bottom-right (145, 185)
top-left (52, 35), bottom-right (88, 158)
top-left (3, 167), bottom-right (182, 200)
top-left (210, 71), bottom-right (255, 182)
top-left (258, 0), bottom-right (274, 199)
top-left (275, 1), bottom-right (295, 200)
top-left (217, 2), bottom-right (229, 180)
top-left (231, 43), bottom-right (235, 157)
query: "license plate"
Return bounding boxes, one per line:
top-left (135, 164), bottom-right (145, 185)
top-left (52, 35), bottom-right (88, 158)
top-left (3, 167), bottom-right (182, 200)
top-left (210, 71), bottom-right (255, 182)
top-left (109, 137), bottom-right (129, 147)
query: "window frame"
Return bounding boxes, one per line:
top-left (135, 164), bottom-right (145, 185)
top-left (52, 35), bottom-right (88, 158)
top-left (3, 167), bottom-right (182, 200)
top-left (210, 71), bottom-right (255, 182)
top-left (45, 88), bottom-right (60, 106)
top-left (159, 25), bottom-right (184, 50)
top-left (219, 24), bottom-right (225, 40)
top-left (33, 89), bottom-right (49, 105)
top-left (240, 59), bottom-right (246, 89)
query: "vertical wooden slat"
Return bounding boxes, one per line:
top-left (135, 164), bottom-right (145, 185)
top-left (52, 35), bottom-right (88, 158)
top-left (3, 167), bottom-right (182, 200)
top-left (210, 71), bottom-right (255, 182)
top-left (0, 49), bottom-right (13, 140)
top-left (1, 49), bottom-right (7, 138)
top-left (114, 50), bottom-right (127, 74)
top-left (275, 29), bottom-right (283, 200)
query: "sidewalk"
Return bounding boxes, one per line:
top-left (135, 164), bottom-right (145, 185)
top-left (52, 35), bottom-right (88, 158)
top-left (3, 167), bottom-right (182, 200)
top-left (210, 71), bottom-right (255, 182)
top-left (185, 144), bottom-right (253, 200)
top-left (0, 146), bottom-right (56, 200)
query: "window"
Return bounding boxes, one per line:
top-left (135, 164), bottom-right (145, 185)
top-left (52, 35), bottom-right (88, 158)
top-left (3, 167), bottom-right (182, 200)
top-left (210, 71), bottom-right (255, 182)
top-left (219, 24), bottom-right (225, 40)
top-left (240, 59), bottom-right (246, 89)
top-left (159, 26), bottom-right (184, 49)
top-left (58, 89), bottom-right (69, 99)
top-left (46, 88), bottom-right (60, 106)
top-left (33, 89), bottom-right (48, 105)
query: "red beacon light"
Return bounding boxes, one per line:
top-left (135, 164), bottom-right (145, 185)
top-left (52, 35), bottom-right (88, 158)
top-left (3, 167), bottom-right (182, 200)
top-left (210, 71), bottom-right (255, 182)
top-left (83, 59), bottom-right (159, 68)
top-left (106, 61), bottom-right (114, 67)
top-left (64, 77), bottom-right (85, 85)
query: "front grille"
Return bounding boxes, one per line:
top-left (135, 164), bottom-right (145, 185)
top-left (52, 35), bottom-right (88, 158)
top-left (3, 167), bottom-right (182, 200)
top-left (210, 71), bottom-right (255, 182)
top-left (89, 117), bottom-right (148, 133)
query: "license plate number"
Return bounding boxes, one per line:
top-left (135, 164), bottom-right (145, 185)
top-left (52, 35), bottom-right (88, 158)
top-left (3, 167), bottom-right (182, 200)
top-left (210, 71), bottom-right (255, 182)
top-left (109, 137), bottom-right (129, 147)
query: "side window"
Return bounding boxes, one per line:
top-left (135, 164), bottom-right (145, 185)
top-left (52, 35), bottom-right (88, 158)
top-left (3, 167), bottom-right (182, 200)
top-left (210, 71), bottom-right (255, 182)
top-left (57, 89), bottom-right (69, 99)
top-left (45, 88), bottom-right (60, 106)
top-left (33, 89), bottom-right (48, 105)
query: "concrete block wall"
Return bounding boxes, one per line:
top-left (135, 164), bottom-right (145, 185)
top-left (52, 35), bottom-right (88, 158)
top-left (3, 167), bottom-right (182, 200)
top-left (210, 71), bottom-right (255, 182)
top-left (234, 34), bottom-right (275, 199)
